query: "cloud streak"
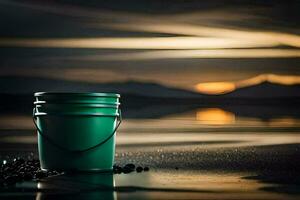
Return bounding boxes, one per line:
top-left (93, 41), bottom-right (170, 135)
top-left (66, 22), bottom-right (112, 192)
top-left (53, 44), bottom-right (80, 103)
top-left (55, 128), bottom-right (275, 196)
top-left (0, 37), bottom-right (281, 49)
top-left (104, 23), bottom-right (300, 48)
top-left (61, 49), bottom-right (300, 61)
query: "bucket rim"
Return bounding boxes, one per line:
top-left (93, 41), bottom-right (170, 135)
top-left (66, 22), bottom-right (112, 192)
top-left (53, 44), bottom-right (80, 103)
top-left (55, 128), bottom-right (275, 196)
top-left (34, 92), bottom-right (120, 98)
top-left (34, 101), bottom-right (120, 107)
top-left (34, 112), bottom-right (120, 117)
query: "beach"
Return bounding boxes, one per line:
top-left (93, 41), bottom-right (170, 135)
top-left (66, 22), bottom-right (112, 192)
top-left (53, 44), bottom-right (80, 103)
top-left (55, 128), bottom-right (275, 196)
top-left (0, 105), bottom-right (299, 199)
top-left (0, 0), bottom-right (300, 199)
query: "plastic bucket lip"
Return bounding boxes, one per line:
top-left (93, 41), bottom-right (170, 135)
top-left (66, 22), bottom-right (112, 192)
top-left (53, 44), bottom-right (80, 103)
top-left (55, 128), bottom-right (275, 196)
top-left (34, 101), bottom-right (120, 107)
top-left (34, 101), bottom-right (120, 105)
top-left (34, 92), bottom-right (120, 98)
top-left (34, 112), bottom-right (120, 117)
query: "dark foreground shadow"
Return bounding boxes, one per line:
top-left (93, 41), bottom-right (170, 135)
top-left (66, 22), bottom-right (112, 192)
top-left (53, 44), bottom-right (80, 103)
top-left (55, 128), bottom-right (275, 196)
top-left (243, 171), bottom-right (300, 195)
top-left (0, 172), bottom-right (218, 200)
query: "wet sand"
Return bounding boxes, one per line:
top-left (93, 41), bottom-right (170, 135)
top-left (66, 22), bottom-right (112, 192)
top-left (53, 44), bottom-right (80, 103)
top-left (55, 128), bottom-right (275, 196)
top-left (0, 107), bottom-right (300, 199)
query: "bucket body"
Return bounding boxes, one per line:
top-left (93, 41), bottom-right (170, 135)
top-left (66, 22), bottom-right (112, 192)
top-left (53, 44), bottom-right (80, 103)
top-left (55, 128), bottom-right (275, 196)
top-left (33, 92), bottom-right (121, 172)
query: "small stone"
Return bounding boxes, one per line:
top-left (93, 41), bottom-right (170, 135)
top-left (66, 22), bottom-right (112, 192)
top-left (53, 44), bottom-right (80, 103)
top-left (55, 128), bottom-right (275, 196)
top-left (113, 164), bottom-right (119, 169)
top-left (35, 170), bottom-right (47, 179)
top-left (52, 170), bottom-right (59, 175)
top-left (18, 171), bottom-right (25, 178)
top-left (136, 166), bottom-right (143, 173)
top-left (143, 167), bottom-right (149, 171)
top-left (26, 161), bottom-right (33, 166)
top-left (175, 167), bottom-right (179, 170)
top-left (33, 161), bottom-right (40, 167)
top-left (113, 166), bottom-right (122, 174)
top-left (17, 167), bottom-right (25, 173)
top-left (24, 167), bottom-right (32, 172)
top-left (124, 163), bottom-right (135, 170)
top-left (4, 176), bottom-right (17, 185)
top-left (17, 158), bottom-right (25, 164)
top-left (0, 178), bottom-right (4, 186)
top-left (23, 172), bottom-right (33, 180)
top-left (47, 171), bottom-right (58, 176)
top-left (122, 166), bottom-right (134, 174)
top-left (15, 175), bottom-right (23, 182)
top-left (31, 166), bottom-right (38, 171)
top-left (3, 166), bottom-right (12, 174)
top-left (55, 169), bottom-right (64, 174)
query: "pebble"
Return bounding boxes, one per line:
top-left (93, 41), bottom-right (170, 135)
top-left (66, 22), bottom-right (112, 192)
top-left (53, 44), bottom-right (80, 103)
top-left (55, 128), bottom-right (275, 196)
top-left (0, 158), bottom-right (62, 187)
top-left (35, 170), bottom-right (47, 179)
top-left (124, 163), bottom-right (135, 170)
top-left (113, 165), bottom-right (122, 174)
top-left (122, 163), bottom-right (135, 174)
top-left (136, 166), bottom-right (143, 173)
top-left (23, 172), bottom-right (33, 180)
top-left (113, 164), bottom-right (150, 174)
top-left (1, 158), bottom-right (150, 186)
top-left (4, 176), bottom-right (17, 185)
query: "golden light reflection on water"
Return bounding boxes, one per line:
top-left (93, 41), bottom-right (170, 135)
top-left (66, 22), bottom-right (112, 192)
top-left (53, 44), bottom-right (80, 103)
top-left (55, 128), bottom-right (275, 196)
top-left (115, 171), bottom-right (271, 200)
top-left (268, 117), bottom-right (300, 127)
top-left (0, 115), bottom-right (33, 129)
top-left (1, 113), bottom-right (300, 151)
top-left (196, 108), bottom-right (236, 125)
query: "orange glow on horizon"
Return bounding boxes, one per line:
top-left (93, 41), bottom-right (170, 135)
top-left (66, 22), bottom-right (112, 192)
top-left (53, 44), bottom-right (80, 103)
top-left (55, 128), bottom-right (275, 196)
top-left (237, 74), bottom-right (300, 88)
top-left (195, 74), bottom-right (300, 95)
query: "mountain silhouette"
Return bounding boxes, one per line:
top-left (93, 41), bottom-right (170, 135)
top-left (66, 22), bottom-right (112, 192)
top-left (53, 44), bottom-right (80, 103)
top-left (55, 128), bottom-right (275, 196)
top-left (0, 76), bottom-right (300, 99)
top-left (225, 81), bottom-right (300, 98)
top-left (0, 76), bottom-right (201, 98)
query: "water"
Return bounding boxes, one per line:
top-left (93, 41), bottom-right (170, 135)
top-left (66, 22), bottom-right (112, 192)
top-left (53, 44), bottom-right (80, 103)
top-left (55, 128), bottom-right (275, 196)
top-left (0, 105), bottom-right (299, 199)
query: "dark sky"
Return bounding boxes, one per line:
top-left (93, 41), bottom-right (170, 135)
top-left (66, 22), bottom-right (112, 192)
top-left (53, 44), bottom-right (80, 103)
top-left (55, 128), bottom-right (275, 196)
top-left (0, 0), bottom-right (299, 92)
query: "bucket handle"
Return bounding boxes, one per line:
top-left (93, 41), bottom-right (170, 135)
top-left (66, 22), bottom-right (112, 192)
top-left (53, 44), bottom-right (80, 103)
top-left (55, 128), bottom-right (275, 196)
top-left (33, 108), bottom-right (122, 153)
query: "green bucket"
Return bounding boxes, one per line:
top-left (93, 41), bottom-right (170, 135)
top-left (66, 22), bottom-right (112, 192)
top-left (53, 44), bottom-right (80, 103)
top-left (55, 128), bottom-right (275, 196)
top-left (33, 92), bottom-right (121, 172)
top-left (35, 92), bottom-right (120, 104)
